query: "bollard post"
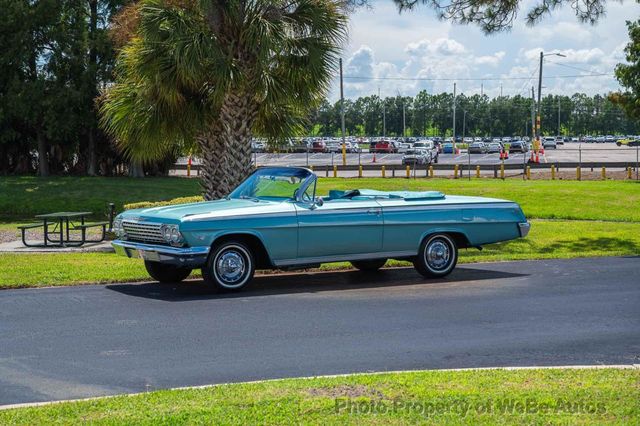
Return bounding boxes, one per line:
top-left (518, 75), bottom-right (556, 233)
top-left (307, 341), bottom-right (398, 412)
top-left (601, 167), bottom-right (606, 180)
top-left (576, 166), bottom-right (581, 181)
top-left (628, 166), bottom-right (632, 180)
top-left (325, 165), bottom-right (329, 177)
top-left (476, 165), bottom-right (480, 178)
top-left (406, 165), bottom-right (410, 178)
top-left (551, 165), bottom-right (556, 180)
top-left (454, 164), bottom-right (458, 179)
top-left (526, 166), bottom-right (531, 180)
top-left (333, 165), bottom-right (337, 178)
top-left (429, 165), bottom-right (434, 178)
top-left (500, 163), bottom-right (505, 180)
top-left (108, 203), bottom-right (115, 232)
top-left (381, 165), bottom-right (386, 178)
top-left (358, 165), bottom-right (362, 178)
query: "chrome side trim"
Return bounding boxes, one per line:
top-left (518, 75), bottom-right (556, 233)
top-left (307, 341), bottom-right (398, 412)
top-left (518, 222), bottom-right (531, 237)
top-left (274, 250), bottom-right (416, 267)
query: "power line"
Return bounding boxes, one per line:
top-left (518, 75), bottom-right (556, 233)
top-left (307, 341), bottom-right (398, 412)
top-left (343, 73), bottom-right (612, 82)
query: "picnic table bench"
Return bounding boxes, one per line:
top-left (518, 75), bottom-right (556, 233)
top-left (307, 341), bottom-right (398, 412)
top-left (18, 211), bottom-right (108, 247)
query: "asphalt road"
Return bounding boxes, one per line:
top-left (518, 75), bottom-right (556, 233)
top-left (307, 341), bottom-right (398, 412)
top-left (1, 257), bottom-right (639, 405)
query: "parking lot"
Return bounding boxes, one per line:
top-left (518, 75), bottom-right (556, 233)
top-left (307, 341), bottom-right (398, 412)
top-left (249, 144), bottom-right (639, 167)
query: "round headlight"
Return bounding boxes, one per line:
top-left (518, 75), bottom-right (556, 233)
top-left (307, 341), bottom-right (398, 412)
top-left (170, 227), bottom-right (181, 242)
top-left (162, 225), bottom-right (172, 242)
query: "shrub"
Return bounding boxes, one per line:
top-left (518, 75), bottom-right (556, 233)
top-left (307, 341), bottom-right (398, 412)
top-left (124, 196), bottom-right (204, 210)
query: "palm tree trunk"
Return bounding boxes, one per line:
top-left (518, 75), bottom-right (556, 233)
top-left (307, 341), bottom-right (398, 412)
top-left (198, 93), bottom-right (258, 200)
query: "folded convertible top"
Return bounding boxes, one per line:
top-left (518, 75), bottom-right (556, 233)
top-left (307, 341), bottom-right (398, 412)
top-left (328, 189), bottom-right (446, 201)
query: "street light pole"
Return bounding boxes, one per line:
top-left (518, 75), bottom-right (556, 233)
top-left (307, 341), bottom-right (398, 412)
top-left (452, 82), bottom-right (456, 151)
top-left (339, 58), bottom-right (346, 166)
top-left (536, 51), bottom-right (566, 149)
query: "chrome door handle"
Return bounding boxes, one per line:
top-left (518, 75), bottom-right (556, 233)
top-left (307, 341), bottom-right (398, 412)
top-left (367, 208), bottom-right (381, 215)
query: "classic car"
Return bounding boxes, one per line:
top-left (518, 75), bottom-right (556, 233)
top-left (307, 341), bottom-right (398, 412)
top-left (112, 167), bottom-right (530, 292)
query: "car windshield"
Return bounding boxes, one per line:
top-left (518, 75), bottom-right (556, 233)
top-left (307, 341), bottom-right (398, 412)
top-left (229, 167), bottom-right (312, 201)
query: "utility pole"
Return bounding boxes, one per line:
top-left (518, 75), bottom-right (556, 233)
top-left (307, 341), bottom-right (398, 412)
top-left (531, 87), bottom-right (536, 141)
top-left (480, 82), bottom-right (484, 97)
top-left (536, 51), bottom-right (543, 150)
top-left (452, 82), bottom-right (457, 150)
top-left (339, 58), bottom-right (346, 165)
top-left (557, 97), bottom-right (561, 136)
top-left (462, 110), bottom-right (467, 141)
top-left (402, 102), bottom-right (406, 140)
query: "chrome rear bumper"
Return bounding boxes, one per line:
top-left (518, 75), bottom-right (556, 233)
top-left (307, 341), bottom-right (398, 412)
top-left (112, 240), bottom-right (209, 267)
top-left (518, 222), bottom-right (531, 237)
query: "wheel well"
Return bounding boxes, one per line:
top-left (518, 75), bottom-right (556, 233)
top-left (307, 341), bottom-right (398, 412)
top-left (424, 232), bottom-right (470, 249)
top-left (211, 234), bottom-right (273, 269)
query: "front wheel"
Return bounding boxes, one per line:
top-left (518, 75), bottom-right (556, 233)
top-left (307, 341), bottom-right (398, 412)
top-left (413, 234), bottom-right (458, 278)
top-left (351, 259), bottom-right (387, 272)
top-left (202, 241), bottom-right (255, 292)
top-left (144, 261), bottom-right (192, 283)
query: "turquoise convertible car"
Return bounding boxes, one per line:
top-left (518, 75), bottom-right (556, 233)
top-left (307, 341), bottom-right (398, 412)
top-left (112, 167), bottom-right (530, 291)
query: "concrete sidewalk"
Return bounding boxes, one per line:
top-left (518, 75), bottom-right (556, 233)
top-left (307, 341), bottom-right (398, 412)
top-left (0, 240), bottom-right (114, 253)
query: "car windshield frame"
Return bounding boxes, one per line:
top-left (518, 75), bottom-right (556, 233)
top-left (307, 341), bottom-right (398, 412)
top-left (228, 167), bottom-right (315, 202)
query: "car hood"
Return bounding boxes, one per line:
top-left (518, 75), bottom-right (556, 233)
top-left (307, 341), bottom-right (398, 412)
top-left (119, 198), bottom-right (288, 224)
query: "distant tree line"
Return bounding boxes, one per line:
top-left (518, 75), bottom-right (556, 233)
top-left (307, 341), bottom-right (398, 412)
top-left (0, 1), bottom-right (637, 178)
top-left (0, 0), bottom-right (174, 177)
top-left (305, 91), bottom-right (639, 138)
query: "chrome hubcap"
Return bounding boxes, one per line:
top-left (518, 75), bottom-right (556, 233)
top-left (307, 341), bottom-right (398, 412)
top-left (426, 240), bottom-right (450, 270)
top-left (216, 250), bottom-right (246, 284)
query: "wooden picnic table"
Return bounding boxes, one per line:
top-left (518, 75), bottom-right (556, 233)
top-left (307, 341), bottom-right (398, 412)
top-left (19, 211), bottom-right (108, 247)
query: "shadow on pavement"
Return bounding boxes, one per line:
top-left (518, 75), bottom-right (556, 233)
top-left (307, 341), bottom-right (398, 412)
top-left (106, 266), bottom-right (527, 302)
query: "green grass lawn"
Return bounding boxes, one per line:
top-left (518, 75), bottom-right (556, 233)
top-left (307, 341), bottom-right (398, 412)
top-left (1, 368), bottom-right (637, 424)
top-left (1, 219), bottom-right (639, 289)
top-left (1, 176), bottom-right (639, 222)
top-left (0, 176), bottom-right (201, 222)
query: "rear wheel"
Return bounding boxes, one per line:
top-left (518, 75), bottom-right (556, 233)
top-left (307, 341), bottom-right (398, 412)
top-left (202, 241), bottom-right (255, 292)
top-left (413, 234), bottom-right (458, 278)
top-left (144, 261), bottom-right (192, 283)
top-left (351, 259), bottom-right (387, 272)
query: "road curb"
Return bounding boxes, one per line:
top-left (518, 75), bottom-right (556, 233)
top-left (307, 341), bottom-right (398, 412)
top-left (1, 364), bottom-right (638, 411)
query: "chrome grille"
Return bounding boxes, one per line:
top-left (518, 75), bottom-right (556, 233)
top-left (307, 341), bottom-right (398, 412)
top-left (122, 221), bottom-right (166, 244)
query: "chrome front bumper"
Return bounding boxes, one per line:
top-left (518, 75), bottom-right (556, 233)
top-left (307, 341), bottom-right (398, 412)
top-left (112, 240), bottom-right (210, 267)
top-left (518, 222), bottom-right (531, 237)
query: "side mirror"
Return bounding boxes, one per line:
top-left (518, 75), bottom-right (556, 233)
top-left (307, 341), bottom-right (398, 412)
top-left (314, 197), bottom-right (324, 207)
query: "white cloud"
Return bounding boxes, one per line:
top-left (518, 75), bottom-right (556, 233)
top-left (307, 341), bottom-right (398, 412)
top-left (329, 0), bottom-right (640, 100)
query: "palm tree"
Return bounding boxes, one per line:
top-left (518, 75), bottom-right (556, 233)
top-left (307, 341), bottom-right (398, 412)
top-left (101, 0), bottom-right (347, 199)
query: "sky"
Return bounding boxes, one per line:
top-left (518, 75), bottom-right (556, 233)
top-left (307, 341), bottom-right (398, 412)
top-left (329, 0), bottom-right (640, 100)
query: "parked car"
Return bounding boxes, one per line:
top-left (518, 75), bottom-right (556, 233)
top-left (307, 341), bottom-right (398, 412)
top-left (373, 140), bottom-right (398, 153)
top-left (509, 141), bottom-right (529, 153)
top-left (251, 141), bottom-right (266, 153)
top-left (402, 149), bottom-right (432, 165)
top-left (487, 142), bottom-right (502, 153)
top-left (468, 142), bottom-right (488, 154)
top-left (413, 140), bottom-right (439, 163)
top-left (442, 143), bottom-right (455, 154)
top-left (555, 136), bottom-right (564, 145)
top-left (616, 138), bottom-right (640, 147)
top-left (112, 167), bottom-right (530, 291)
top-left (312, 141), bottom-right (328, 153)
top-left (543, 137), bottom-right (557, 149)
